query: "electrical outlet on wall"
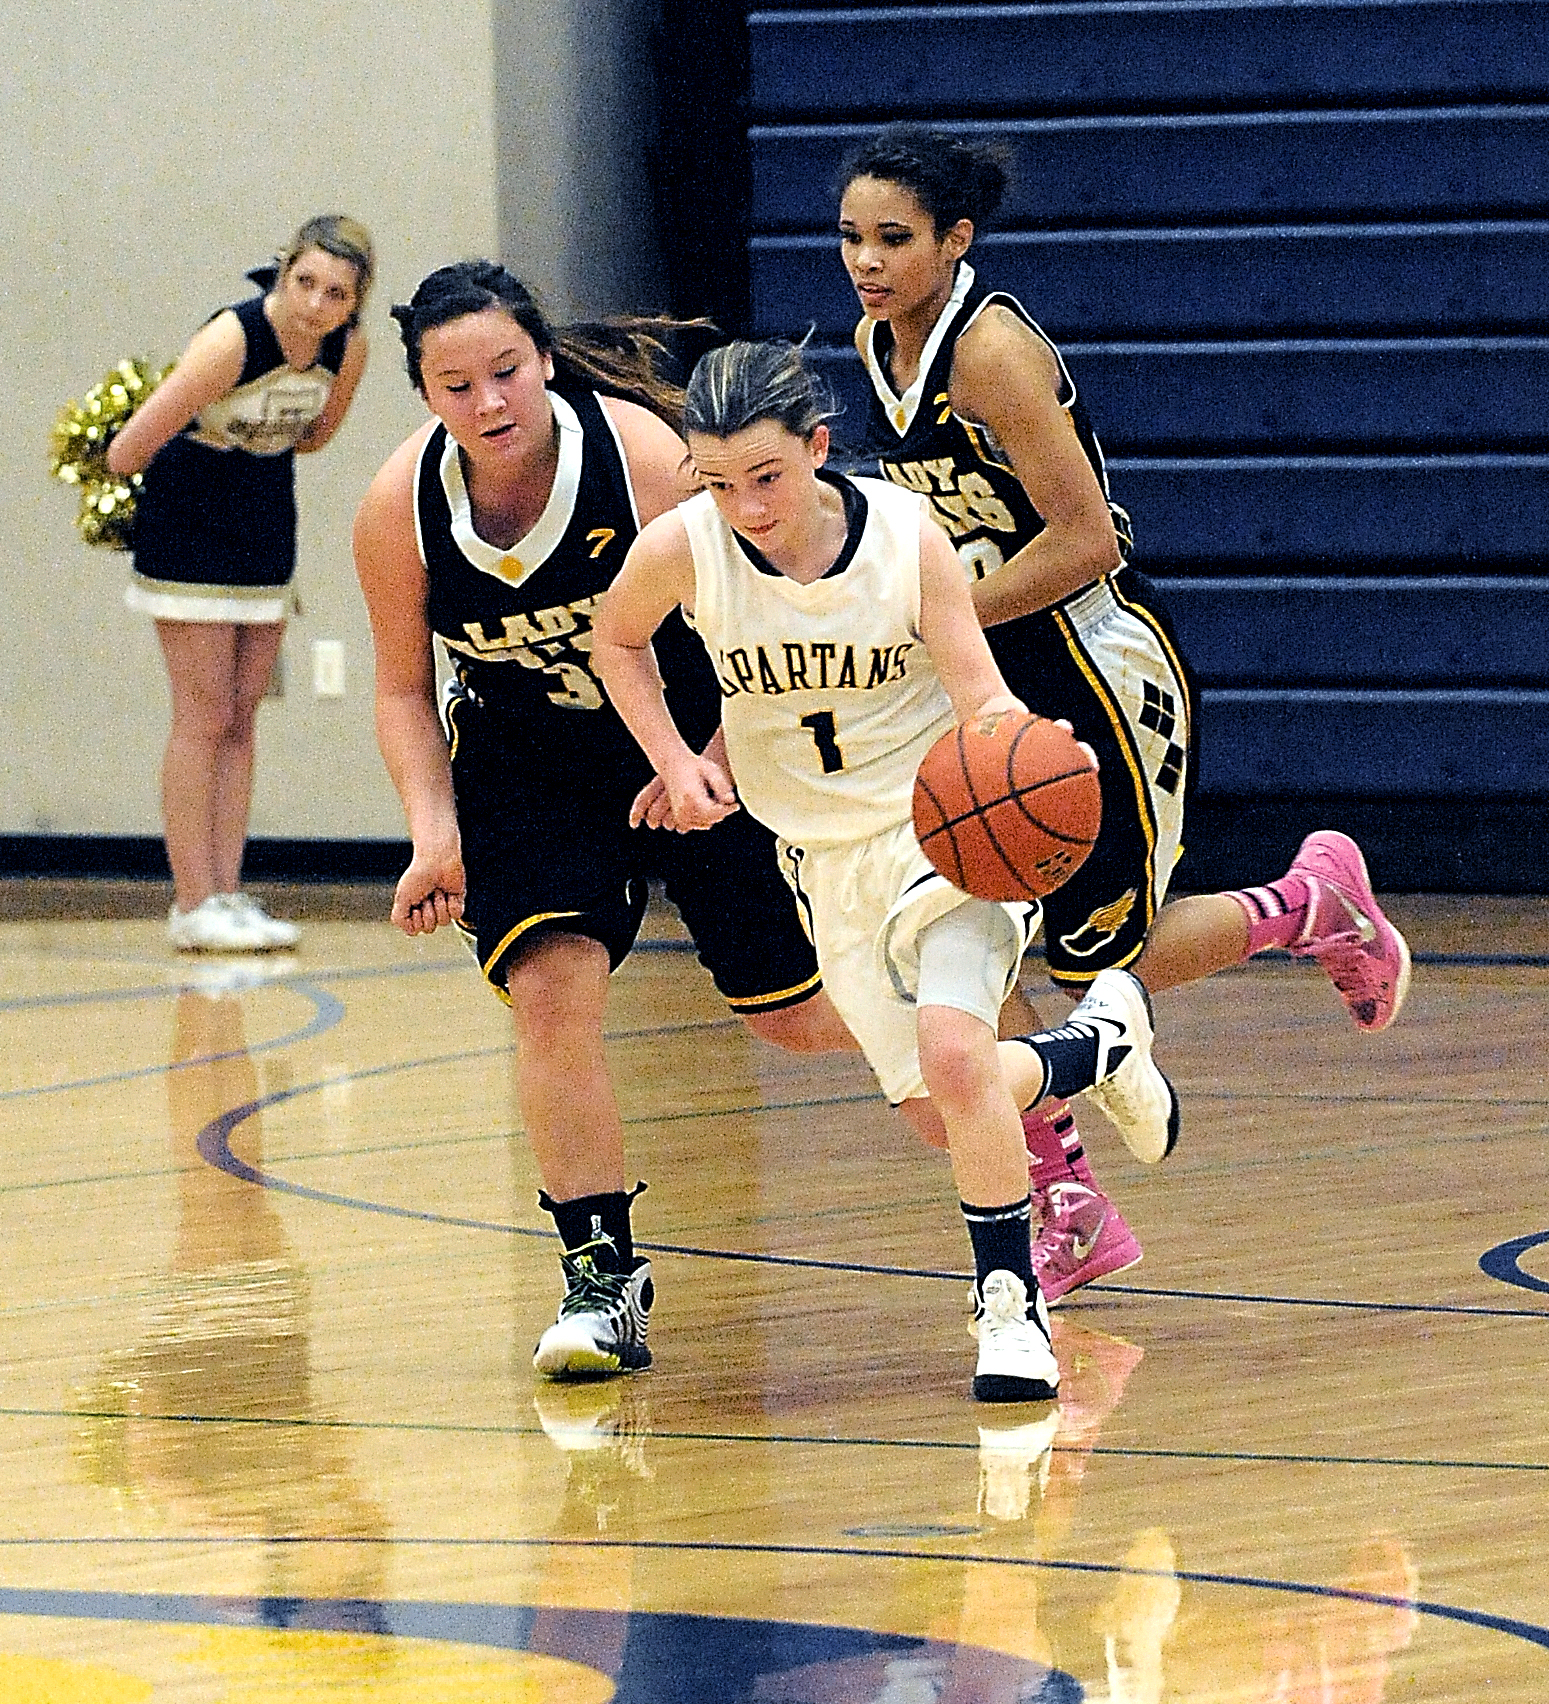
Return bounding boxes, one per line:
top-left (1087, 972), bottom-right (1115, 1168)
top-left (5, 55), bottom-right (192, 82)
top-left (312, 640), bottom-right (346, 697)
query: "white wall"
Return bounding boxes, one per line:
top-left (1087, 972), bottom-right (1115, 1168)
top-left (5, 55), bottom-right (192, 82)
top-left (0, 1), bottom-right (503, 839)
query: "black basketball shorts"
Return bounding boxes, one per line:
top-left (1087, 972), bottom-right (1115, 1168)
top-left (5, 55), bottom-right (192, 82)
top-left (446, 696), bottom-right (822, 1010)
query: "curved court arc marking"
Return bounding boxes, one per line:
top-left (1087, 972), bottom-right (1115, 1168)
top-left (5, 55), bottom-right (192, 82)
top-left (1480, 1230), bottom-right (1549, 1295)
top-left (0, 1547), bottom-right (1543, 1660)
top-left (195, 1061), bottom-right (1549, 1318)
top-left (0, 980), bottom-right (346, 1103)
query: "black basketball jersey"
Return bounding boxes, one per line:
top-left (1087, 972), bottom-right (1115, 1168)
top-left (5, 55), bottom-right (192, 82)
top-left (415, 384), bottom-right (719, 755)
top-left (860, 261), bottom-right (1131, 586)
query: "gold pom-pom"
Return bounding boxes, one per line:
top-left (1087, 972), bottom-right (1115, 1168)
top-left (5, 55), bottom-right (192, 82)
top-left (49, 357), bottom-right (173, 550)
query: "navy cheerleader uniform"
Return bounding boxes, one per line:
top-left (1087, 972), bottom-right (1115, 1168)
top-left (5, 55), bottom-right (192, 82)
top-left (128, 291), bottom-right (348, 622)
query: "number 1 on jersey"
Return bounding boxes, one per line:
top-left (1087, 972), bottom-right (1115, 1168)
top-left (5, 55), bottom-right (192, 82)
top-left (800, 709), bottom-right (845, 773)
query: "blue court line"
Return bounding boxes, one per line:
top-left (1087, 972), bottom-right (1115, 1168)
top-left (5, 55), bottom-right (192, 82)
top-left (1480, 1230), bottom-right (1549, 1296)
top-left (0, 1549), bottom-right (1541, 1657)
top-left (0, 980), bottom-right (347, 1103)
top-left (194, 1067), bottom-right (1549, 1316)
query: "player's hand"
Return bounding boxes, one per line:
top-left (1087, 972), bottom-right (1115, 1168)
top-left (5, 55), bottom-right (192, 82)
top-left (392, 842), bottom-right (466, 936)
top-left (1052, 716), bottom-right (1100, 771)
top-left (972, 693), bottom-right (1029, 721)
top-left (629, 773), bottom-right (675, 831)
top-left (659, 754), bottom-right (738, 832)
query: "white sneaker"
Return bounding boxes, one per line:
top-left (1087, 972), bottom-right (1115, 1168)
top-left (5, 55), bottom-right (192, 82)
top-left (1072, 968), bottom-right (1179, 1164)
top-left (167, 895), bottom-right (274, 953)
top-left (972, 1270), bottom-right (1060, 1403)
top-left (219, 892), bottom-right (300, 949)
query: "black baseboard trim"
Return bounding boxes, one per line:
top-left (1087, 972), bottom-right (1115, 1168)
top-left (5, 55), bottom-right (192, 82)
top-left (1171, 797), bottom-right (1548, 895)
top-left (0, 836), bottom-right (410, 885)
top-left (2, 802), bottom-right (1545, 894)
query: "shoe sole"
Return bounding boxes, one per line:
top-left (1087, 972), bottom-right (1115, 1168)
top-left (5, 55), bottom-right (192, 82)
top-left (973, 1372), bottom-right (1059, 1403)
top-left (533, 1326), bottom-right (652, 1379)
top-left (533, 1344), bottom-right (652, 1379)
top-left (1041, 1246), bottom-right (1143, 1306)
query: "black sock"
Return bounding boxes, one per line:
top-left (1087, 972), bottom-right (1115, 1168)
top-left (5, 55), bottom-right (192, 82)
top-left (961, 1196), bottom-right (1035, 1294)
top-left (539, 1187), bottom-right (638, 1273)
top-left (1015, 1021), bottom-right (1115, 1102)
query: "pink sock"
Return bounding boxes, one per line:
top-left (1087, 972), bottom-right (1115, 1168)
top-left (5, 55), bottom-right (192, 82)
top-left (1022, 1099), bottom-right (1092, 1187)
top-left (1228, 873), bottom-right (1312, 957)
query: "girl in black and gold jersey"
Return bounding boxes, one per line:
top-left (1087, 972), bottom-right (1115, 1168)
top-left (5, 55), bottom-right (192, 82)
top-left (835, 127), bottom-right (1410, 1301)
top-left (352, 262), bottom-right (852, 1383)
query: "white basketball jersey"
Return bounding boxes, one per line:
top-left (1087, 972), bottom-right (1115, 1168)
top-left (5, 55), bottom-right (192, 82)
top-left (680, 474), bottom-right (954, 846)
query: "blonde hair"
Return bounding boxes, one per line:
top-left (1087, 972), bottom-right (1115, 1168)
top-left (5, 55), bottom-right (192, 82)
top-left (278, 214), bottom-right (375, 326)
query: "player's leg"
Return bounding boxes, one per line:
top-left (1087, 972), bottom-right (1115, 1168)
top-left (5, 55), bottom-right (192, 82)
top-left (1135, 836), bottom-right (1411, 1031)
top-left (507, 932), bottom-right (655, 1379)
top-left (156, 619), bottom-right (274, 952)
top-left (913, 900), bottom-right (1059, 1403)
top-left (1001, 984), bottom-right (1143, 1303)
top-left (998, 968), bottom-right (1178, 1165)
top-left (1003, 584), bottom-right (1186, 1288)
top-left (455, 710), bottom-right (655, 1379)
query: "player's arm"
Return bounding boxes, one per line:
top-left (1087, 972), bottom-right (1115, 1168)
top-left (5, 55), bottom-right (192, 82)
top-left (949, 305), bottom-right (1122, 628)
top-left (593, 513), bottom-right (737, 830)
top-left (104, 310), bottom-right (247, 476)
top-left (601, 394), bottom-right (696, 523)
top-left (295, 327), bottom-right (369, 453)
top-left (352, 429), bottom-right (466, 934)
top-left (917, 509), bottom-right (1024, 723)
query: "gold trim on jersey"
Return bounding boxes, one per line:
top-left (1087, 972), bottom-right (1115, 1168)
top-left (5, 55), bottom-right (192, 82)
top-left (863, 262), bottom-right (976, 439)
top-left (441, 391), bottom-right (586, 590)
top-left (725, 967), bottom-right (825, 1011)
top-left (1050, 592), bottom-right (1162, 932)
top-left (479, 909), bottom-right (585, 1003)
top-left (445, 689), bottom-right (464, 765)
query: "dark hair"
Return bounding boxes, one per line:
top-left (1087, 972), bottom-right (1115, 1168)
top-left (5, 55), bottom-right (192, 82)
top-left (836, 124), bottom-right (1009, 235)
top-left (683, 339), bottom-right (838, 443)
top-left (389, 260), bottom-right (697, 428)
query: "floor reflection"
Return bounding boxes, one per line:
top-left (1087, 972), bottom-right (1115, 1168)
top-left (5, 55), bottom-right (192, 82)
top-left (72, 975), bottom-right (387, 1618)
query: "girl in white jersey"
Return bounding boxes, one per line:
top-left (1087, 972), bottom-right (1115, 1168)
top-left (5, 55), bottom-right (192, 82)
top-left (595, 339), bottom-right (1178, 1404)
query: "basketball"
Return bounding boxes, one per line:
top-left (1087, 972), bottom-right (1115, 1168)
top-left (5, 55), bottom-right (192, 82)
top-left (912, 710), bottom-right (1101, 900)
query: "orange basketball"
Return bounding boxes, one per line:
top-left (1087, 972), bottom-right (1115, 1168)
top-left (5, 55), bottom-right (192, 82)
top-left (912, 710), bottom-right (1101, 901)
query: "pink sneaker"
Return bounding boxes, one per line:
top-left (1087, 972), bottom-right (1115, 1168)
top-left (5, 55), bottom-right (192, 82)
top-left (1031, 1179), bottom-right (1143, 1304)
top-left (1286, 831), bottom-right (1412, 1032)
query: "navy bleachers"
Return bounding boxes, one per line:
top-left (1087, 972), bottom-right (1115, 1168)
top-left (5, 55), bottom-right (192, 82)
top-left (745, 0), bottom-right (1549, 883)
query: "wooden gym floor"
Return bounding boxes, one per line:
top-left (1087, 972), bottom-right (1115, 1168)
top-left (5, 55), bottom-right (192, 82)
top-left (0, 880), bottom-right (1545, 1700)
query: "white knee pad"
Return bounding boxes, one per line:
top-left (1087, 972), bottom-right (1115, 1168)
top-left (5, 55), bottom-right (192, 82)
top-left (915, 899), bottom-right (1025, 1029)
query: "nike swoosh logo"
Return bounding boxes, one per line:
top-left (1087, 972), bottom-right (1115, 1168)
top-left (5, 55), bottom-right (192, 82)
top-left (1072, 1215), bottom-right (1107, 1262)
top-left (1334, 890), bottom-right (1377, 942)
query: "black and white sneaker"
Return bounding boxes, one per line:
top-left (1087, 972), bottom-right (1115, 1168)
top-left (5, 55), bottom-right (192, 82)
top-left (972, 1270), bottom-right (1060, 1403)
top-left (1071, 968), bottom-right (1180, 1165)
top-left (533, 1250), bottom-right (653, 1379)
